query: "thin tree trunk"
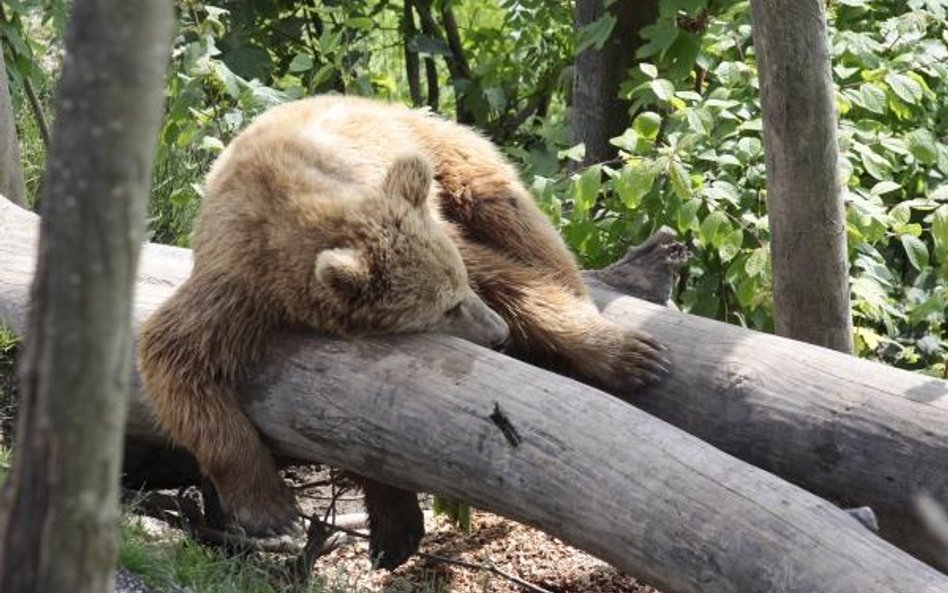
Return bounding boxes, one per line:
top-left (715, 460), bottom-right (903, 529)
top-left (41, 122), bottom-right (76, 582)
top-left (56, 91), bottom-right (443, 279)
top-left (403, 1), bottom-right (423, 107)
top-left (750, 0), bottom-right (854, 353)
top-left (571, 0), bottom-right (659, 167)
top-left (409, 0), bottom-right (473, 123)
top-left (0, 47), bottom-right (26, 208)
top-left (0, 1), bottom-right (173, 591)
top-left (425, 57), bottom-right (439, 110)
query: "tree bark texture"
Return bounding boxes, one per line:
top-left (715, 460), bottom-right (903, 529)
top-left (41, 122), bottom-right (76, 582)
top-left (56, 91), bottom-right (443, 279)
top-left (0, 47), bottom-right (26, 207)
top-left (402, 1), bottom-right (423, 108)
top-left (571, 0), bottom-right (658, 167)
top-left (0, 2), bottom-right (174, 592)
top-left (750, 0), bottom-right (854, 353)
top-left (1, 195), bottom-right (947, 586)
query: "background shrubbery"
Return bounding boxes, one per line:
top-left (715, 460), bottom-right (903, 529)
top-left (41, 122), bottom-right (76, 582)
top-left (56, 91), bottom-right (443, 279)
top-left (3, 0), bottom-right (946, 374)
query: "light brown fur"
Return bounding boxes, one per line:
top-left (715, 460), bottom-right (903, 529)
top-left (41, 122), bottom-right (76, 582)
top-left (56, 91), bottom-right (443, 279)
top-left (138, 95), bottom-right (663, 569)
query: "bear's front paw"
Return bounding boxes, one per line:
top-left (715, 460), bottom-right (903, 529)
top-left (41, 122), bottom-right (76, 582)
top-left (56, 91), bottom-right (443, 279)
top-left (597, 330), bottom-right (670, 394)
top-left (368, 500), bottom-right (425, 570)
top-left (221, 478), bottom-right (303, 539)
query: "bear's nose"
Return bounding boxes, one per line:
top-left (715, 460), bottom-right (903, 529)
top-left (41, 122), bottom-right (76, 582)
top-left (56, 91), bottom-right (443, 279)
top-left (490, 333), bottom-right (511, 353)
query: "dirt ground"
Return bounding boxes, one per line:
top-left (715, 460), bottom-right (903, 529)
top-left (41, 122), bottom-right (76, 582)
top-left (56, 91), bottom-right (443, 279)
top-left (278, 465), bottom-right (659, 593)
top-left (311, 509), bottom-right (660, 593)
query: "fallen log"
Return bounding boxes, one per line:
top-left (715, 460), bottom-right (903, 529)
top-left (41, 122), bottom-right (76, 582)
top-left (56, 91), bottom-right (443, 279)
top-left (584, 244), bottom-right (948, 570)
top-left (2, 196), bottom-right (947, 592)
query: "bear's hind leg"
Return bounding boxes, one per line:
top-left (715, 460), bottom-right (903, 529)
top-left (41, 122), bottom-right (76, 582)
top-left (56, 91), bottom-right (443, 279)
top-left (345, 474), bottom-right (424, 570)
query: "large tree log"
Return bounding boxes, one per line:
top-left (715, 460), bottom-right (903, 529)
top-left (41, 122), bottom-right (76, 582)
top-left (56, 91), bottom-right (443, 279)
top-left (2, 196), bottom-right (948, 592)
top-left (583, 239), bottom-right (948, 571)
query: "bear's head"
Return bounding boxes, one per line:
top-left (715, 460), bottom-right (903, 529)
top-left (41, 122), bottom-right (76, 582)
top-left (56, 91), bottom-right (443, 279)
top-left (313, 155), bottom-right (509, 349)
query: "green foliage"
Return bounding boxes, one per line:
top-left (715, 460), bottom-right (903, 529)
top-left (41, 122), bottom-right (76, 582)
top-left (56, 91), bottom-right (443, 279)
top-left (0, 325), bottom-right (19, 446)
top-left (7, 0), bottom-right (945, 377)
top-left (120, 518), bottom-right (346, 593)
top-left (0, 445), bottom-right (9, 484)
top-left (2, 0), bottom-right (60, 206)
top-left (517, 0), bottom-right (947, 375)
top-left (432, 495), bottom-right (473, 533)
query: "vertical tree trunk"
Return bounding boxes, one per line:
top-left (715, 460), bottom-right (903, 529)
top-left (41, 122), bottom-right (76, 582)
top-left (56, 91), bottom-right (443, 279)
top-left (571, 0), bottom-right (658, 167)
top-left (0, 1), bottom-right (173, 592)
top-left (750, 0), bottom-right (854, 353)
top-left (402, 1), bottom-right (423, 107)
top-left (424, 57), bottom-right (439, 111)
top-left (0, 47), bottom-right (27, 208)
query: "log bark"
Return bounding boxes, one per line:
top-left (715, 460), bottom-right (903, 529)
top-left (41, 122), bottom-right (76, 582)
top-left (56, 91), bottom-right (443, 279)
top-left (0, 3), bottom-right (174, 591)
top-left (1, 196), bottom-right (947, 591)
top-left (750, 0), bottom-right (854, 353)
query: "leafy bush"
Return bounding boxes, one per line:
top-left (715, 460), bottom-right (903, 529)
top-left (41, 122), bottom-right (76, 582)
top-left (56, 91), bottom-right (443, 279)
top-left (6, 0), bottom-right (944, 375)
top-left (518, 0), bottom-right (946, 375)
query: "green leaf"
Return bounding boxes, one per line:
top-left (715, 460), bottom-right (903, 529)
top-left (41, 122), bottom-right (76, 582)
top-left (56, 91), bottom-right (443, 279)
top-left (573, 166), bottom-right (602, 217)
top-left (345, 16), bottom-right (374, 30)
top-left (288, 53), bottom-right (313, 73)
top-left (715, 62), bottom-right (744, 87)
top-left (650, 79), bottom-right (675, 102)
top-left (609, 129), bottom-right (639, 152)
top-left (890, 203), bottom-right (911, 225)
top-left (855, 326), bottom-right (883, 352)
top-left (885, 72), bottom-right (923, 105)
top-left (934, 185), bottom-right (948, 202)
top-left (851, 277), bottom-right (888, 311)
top-left (870, 181), bottom-right (901, 196)
top-left (736, 136), bottom-right (763, 160)
top-left (699, 210), bottom-right (728, 246)
top-left (745, 247), bottom-right (769, 278)
top-left (576, 14), bottom-right (617, 54)
top-left (906, 129), bottom-right (939, 164)
top-left (614, 161), bottom-right (656, 209)
top-left (639, 63), bottom-right (658, 79)
top-left (559, 143), bottom-right (586, 162)
top-left (858, 147), bottom-right (891, 180)
top-left (901, 235), bottom-right (929, 270)
top-left (858, 84), bottom-right (887, 114)
top-left (668, 160), bottom-right (692, 199)
top-left (636, 20), bottom-right (678, 59)
top-left (198, 135), bottom-right (224, 153)
top-left (677, 198), bottom-right (700, 232)
top-left (686, 108), bottom-right (712, 135)
top-left (933, 205), bottom-right (948, 254)
top-left (718, 228), bottom-right (744, 262)
top-left (633, 112), bottom-right (662, 140)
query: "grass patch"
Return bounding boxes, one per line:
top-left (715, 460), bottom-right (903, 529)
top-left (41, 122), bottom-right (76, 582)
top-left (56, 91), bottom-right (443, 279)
top-left (120, 517), bottom-right (356, 593)
top-left (0, 325), bottom-right (20, 448)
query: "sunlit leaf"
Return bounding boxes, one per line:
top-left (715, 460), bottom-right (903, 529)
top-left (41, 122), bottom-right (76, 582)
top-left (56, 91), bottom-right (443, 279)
top-left (901, 235), bottom-right (930, 270)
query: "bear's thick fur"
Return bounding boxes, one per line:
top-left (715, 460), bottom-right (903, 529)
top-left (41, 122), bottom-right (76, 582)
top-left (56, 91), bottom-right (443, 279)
top-left (138, 95), bottom-right (665, 569)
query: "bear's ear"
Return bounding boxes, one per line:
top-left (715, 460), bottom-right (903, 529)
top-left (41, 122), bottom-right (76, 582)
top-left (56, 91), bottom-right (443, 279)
top-left (383, 154), bottom-right (432, 209)
top-left (315, 248), bottom-right (369, 296)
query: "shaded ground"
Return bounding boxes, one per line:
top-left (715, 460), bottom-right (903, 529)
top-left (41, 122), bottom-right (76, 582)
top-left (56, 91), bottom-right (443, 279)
top-left (314, 511), bottom-right (660, 593)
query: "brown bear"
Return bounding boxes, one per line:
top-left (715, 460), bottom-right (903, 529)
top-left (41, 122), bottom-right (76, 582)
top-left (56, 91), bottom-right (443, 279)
top-left (138, 95), bottom-right (666, 569)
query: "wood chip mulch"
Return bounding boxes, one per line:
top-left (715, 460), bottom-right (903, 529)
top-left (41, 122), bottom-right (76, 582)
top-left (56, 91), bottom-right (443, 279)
top-left (313, 511), bottom-right (661, 593)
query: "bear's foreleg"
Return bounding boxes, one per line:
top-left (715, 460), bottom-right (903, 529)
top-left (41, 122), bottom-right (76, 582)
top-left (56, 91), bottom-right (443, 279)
top-left (456, 241), bottom-right (669, 395)
top-left (138, 284), bottom-right (301, 537)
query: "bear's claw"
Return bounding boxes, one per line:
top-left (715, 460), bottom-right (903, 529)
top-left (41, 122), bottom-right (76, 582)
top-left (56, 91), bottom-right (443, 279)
top-left (594, 328), bottom-right (671, 394)
top-left (218, 476), bottom-right (303, 539)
